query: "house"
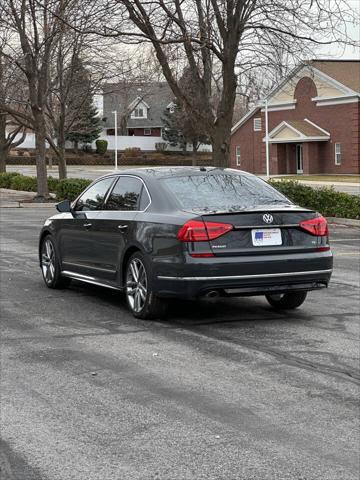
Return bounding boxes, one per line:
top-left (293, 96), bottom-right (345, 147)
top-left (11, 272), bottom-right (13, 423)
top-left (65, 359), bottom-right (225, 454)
top-left (230, 60), bottom-right (360, 175)
top-left (102, 82), bottom-right (174, 137)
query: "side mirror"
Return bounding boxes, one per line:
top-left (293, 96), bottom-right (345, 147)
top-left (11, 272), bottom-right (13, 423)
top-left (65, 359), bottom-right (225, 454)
top-left (56, 199), bottom-right (72, 213)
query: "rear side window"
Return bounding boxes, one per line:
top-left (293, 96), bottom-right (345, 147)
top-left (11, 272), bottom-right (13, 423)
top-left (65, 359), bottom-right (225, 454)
top-left (75, 177), bottom-right (114, 211)
top-left (105, 176), bottom-right (143, 211)
top-left (161, 174), bottom-right (290, 210)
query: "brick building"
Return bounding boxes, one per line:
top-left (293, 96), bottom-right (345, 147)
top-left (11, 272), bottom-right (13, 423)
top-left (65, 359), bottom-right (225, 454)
top-left (230, 60), bottom-right (360, 175)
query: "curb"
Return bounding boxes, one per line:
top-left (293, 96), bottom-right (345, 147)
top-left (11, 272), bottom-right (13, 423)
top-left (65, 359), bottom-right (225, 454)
top-left (326, 217), bottom-right (360, 227)
top-left (0, 202), bottom-right (56, 208)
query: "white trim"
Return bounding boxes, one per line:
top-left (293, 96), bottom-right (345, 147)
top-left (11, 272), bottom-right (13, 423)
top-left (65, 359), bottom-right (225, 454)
top-left (310, 67), bottom-right (358, 96)
top-left (143, 128), bottom-right (152, 136)
top-left (313, 95), bottom-right (360, 106)
top-left (265, 120), bottom-right (330, 144)
top-left (261, 104), bottom-right (296, 112)
top-left (304, 118), bottom-right (331, 136)
top-left (128, 96), bottom-right (150, 110)
top-left (231, 106), bottom-right (260, 133)
top-left (235, 145), bottom-right (241, 166)
top-left (266, 137), bottom-right (330, 144)
top-left (261, 101), bottom-right (297, 112)
top-left (334, 143), bottom-right (342, 166)
top-left (267, 121), bottom-right (300, 138)
top-left (157, 269), bottom-right (333, 282)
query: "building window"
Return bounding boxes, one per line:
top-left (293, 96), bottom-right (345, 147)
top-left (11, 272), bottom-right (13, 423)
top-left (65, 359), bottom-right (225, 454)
top-left (132, 106), bottom-right (147, 119)
top-left (335, 143), bottom-right (341, 165)
top-left (235, 146), bottom-right (241, 166)
top-left (253, 118), bottom-right (262, 131)
top-left (144, 128), bottom-right (152, 136)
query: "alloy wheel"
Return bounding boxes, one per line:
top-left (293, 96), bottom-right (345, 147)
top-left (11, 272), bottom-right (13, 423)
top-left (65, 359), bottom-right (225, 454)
top-left (126, 258), bottom-right (148, 313)
top-left (41, 239), bottom-right (55, 284)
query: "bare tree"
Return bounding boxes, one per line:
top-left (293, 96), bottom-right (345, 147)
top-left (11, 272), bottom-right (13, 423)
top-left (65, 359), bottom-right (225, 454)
top-left (81, 0), bottom-right (356, 167)
top-left (0, 0), bottom-right (69, 199)
top-left (0, 47), bottom-right (27, 172)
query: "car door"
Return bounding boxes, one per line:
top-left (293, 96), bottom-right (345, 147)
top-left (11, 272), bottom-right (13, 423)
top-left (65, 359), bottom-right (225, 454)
top-left (87, 175), bottom-right (148, 283)
top-left (59, 176), bottom-right (116, 276)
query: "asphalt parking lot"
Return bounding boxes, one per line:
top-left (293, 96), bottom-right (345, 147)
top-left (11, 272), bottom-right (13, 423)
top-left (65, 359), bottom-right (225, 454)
top-left (0, 206), bottom-right (359, 480)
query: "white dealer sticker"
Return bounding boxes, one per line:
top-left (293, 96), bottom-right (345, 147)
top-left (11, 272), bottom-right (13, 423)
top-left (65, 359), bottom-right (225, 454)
top-left (251, 228), bottom-right (282, 246)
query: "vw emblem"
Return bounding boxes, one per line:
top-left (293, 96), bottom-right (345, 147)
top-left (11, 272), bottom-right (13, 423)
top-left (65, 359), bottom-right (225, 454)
top-left (263, 213), bottom-right (273, 224)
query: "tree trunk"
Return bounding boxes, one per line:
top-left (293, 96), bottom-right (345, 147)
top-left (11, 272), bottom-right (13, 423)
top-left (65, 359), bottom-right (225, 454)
top-left (0, 113), bottom-right (7, 172)
top-left (57, 146), bottom-right (67, 179)
top-left (34, 119), bottom-right (49, 199)
top-left (74, 141), bottom-right (79, 153)
top-left (211, 127), bottom-right (231, 168)
top-left (0, 147), bottom-right (7, 173)
top-left (57, 102), bottom-right (67, 179)
top-left (192, 140), bottom-right (198, 166)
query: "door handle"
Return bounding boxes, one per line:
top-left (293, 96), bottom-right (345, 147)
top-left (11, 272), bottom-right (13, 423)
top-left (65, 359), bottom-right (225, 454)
top-left (118, 224), bottom-right (128, 232)
top-left (83, 223), bottom-right (92, 229)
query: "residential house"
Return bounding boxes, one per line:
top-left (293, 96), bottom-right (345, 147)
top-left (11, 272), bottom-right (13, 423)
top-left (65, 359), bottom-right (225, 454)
top-left (102, 82), bottom-right (174, 138)
top-left (230, 60), bottom-right (360, 175)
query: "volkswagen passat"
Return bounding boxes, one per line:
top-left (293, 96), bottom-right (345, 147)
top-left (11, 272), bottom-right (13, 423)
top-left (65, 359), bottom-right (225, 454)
top-left (39, 167), bottom-right (332, 319)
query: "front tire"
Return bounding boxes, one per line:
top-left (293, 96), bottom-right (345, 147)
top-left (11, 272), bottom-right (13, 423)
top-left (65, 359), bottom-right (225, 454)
top-left (125, 252), bottom-right (167, 319)
top-left (40, 235), bottom-right (71, 289)
top-left (265, 291), bottom-right (307, 310)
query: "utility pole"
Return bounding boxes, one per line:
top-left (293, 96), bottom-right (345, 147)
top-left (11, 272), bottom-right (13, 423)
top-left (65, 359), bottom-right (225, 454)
top-left (112, 110), bottom-right (118, 170)
top-left (265, 99), bottom-right (270, 178)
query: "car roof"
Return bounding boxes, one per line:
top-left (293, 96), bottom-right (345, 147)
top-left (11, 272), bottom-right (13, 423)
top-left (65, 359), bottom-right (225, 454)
top-left (98, 166), bottom-right (253, 181)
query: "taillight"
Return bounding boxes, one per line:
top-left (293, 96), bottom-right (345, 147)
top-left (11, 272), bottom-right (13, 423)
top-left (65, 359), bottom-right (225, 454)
top-left (299, 216), bottom-right (328, 236)
top-left (177, 220), bottom-right (233, 242)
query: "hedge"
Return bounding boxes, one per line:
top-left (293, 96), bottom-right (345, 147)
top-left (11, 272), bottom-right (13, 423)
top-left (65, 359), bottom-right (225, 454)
top-left (269, 180), bottom-right (360, 219)
top-left (0, 172), bottom-right (21, 188)
top-left (55, 178), bottom-right (92, 201)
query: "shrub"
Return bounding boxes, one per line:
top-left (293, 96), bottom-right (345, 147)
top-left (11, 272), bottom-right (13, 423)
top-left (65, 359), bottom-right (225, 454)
top-left (95, 139), bottom-right (108, 155)
top-left (0, 172), bottom-right (21, 188)
top-left (47, 176), bottom-right (60, 192)
top-left (55, 178), bottom-right (92, 201)
top-left (9, 174), bottom-right (37, 192)
top-left (123, 147), bottom-right (141, 158)
top-left (155, 142), bottom-right (167, 152)
top-left (269, 180), bottom-right (360, 219)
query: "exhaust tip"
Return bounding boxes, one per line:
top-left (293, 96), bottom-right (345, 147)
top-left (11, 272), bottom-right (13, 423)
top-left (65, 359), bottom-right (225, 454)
top-left (205, 290), bottom-right (220, 298)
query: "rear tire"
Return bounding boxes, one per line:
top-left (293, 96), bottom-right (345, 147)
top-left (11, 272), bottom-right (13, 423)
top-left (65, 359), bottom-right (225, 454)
top-left (265, 291), bottom-right (307, 310)
top-left (40, 235), bottom-right (71, 289)
top-left (125, 252), bottom-right (167, 320)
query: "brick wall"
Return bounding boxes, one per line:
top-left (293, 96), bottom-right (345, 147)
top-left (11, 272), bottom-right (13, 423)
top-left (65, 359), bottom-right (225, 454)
top-left (230, 76), bottom-right (360, 174)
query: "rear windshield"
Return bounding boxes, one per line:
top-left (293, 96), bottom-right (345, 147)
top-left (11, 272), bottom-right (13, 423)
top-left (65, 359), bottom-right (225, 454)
top-left (161, 174), bottom-right (290, 211)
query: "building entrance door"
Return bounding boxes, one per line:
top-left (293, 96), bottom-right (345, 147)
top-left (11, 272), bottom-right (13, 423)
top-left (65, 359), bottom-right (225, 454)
top-left (296, 144), bottom-right (303, 174)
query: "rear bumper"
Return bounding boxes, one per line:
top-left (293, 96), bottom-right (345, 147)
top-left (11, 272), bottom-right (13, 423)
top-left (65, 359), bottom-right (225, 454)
top-left (153, 251), bottom-right (333, 299)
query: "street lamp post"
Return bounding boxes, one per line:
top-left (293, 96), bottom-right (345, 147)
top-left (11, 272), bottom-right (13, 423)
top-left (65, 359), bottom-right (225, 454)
top-left (265, 99), bottom-right (270, 178)
top-left (112, 110), bottom-right (118, 170)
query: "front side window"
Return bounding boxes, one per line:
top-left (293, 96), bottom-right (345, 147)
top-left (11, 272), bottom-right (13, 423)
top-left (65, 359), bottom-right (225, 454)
top-left (253, 118), bottom-right (262, 131)
top-left (161, 173), bottom-right (290, 211)
top-left (235, 146), bottom-right (241, 166)
top-left (105, 176), bottom-right (143, 211)
top-left (335, 143), bottom-right (341, 165)
top-left (144, 128), bottom-right (152, 135)
top-left (75, 177), bottom-right (114, 211)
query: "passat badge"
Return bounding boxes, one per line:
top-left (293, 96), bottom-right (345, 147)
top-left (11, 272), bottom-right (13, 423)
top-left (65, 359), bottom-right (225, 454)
top-left (263, 214), bottom-right (273, 224)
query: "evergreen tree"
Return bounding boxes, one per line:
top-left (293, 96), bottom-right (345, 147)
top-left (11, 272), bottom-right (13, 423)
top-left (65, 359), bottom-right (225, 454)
top-left (65, 57), bottom-right (102, 149)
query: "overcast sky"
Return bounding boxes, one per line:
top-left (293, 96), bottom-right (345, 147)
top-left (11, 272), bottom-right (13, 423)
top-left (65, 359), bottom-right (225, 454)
top-left (318, 0), bottom-right (360, 59)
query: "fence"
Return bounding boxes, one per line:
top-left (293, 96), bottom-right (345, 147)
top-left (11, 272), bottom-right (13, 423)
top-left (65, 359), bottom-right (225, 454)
top-left (10, 131), bottom-right (212, 153)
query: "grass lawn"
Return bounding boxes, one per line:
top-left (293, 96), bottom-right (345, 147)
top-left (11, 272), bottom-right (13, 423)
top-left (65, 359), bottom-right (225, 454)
top-left (272, 175), bottom-right (360, 183)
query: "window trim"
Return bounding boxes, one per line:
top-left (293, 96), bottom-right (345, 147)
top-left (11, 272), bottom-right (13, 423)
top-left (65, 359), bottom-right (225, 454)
top-left (235, 146), bottom-right (241, 166)
top-left (253, 117), bottom-right (262, 131)
top-left (144, 128), bottom-right (152, 136)
top-left (334, 142), bottom-right (341, 165)
top-left (72, 176), bottom-right (117, 212)
top-left (103, 174), bottom-right (152, 212)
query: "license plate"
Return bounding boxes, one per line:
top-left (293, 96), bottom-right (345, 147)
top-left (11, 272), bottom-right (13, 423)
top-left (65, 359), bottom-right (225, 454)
top-left (251, 228), bottom-right (282, 246)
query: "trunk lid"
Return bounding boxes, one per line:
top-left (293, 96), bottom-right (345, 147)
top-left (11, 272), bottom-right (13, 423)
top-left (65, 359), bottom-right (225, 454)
top-left (195, 207), bottom-right (326, 256)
